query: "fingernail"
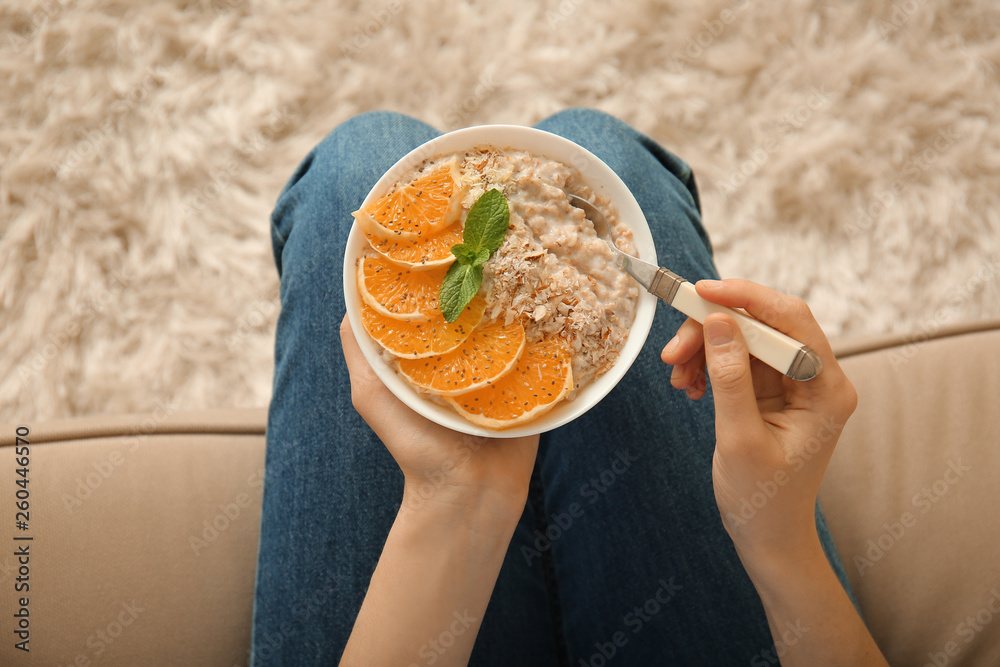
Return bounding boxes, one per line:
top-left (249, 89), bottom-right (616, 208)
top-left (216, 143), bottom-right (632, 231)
top-left (664, 335), bottom-right (679, 353)
top-left (699, 279), bottom-right (723, 289)
top-left (706, 320), bottom-right (734, 346)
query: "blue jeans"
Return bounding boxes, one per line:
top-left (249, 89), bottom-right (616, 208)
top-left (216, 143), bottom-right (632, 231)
top-left (251, 109), bottom-right (855, 666)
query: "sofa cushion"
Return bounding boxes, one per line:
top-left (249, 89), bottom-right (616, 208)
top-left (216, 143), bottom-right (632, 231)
top-left (2, 320), bottom-right (998, 665)
top-left (0, 409), bottom-right (266, 666)
top-left (823, 320), bottom-right (1000, 666)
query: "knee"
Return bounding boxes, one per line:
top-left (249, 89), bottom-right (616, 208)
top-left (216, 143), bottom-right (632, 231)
top-left (534, 107), bottom-right (642, 176)
top-left (536, 107), bottom-right (633, 139)
top-left (307, 110), bottom-right (439, 181)
top-left (541, 106), bottom-right (624, 126)
top-left (315, 110), bottom-right (417, 155)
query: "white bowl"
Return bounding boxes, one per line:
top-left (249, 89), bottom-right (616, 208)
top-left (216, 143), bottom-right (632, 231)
top-left (344, 124), bottom-right (657, 438)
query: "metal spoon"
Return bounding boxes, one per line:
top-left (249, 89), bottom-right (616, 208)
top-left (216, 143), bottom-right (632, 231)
top-left (568, 195), bottom-right (822, 381)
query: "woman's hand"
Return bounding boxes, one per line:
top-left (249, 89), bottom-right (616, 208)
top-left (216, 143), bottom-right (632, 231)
top-left (340, 316), bottom-right (539, 517)
top-left (659, 279), bottom-right (858, 558)
top-left (661, 280), bottom-right (886, 667)
top-left (339, 316), bottom-right (538, 667)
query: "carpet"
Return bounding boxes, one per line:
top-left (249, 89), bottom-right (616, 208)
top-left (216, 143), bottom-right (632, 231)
top-left (2, 0), bottom-right (998, 422)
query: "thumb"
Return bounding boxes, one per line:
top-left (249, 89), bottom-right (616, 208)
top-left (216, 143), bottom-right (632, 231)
top-left (703, 315), bottom-right (762, 440)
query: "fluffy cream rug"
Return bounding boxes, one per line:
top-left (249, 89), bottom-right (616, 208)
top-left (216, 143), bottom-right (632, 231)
top-left (2, 0), bottom-right (998, 422)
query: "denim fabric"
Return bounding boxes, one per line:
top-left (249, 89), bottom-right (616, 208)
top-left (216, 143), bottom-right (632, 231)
top-left (250, 109), bottom-right (856, 666)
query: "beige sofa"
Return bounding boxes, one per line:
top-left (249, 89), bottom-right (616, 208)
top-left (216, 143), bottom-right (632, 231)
top-left (2, 320), bottom-right (999, 666)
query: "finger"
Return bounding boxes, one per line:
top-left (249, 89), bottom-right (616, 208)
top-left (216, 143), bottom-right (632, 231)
top-left (663, 318), bottom-right (708, 398)
top-left (670, 349), bottom-right (706, 391)
top-left (684, 366), bottom-right (707, 401)
top-left (339, 315), bottom-right (397, 419)
top-left (694, 376), bottom-right (707, 400)
top-left (341, 316), bottom-right (472, 446)
top-left (660, 317), bottom-right (706, 365)
top-left (694, 279), bottom-right (835, 363)
top-left (750, 356), bottom-right (785, 404)
top-left (702, 313), bottom-right (765, 441)
top-left (340, 316), bottom-right (378, 384)
top-left (670, 359), bottom-right (692, 389)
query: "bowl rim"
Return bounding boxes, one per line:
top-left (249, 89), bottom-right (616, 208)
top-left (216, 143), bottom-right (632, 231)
top-left (343, 123), bottom-right (658, 438)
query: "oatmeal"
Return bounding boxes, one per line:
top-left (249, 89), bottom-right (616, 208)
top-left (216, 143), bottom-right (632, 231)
top-left (459, 147), bottom-right (639, 392)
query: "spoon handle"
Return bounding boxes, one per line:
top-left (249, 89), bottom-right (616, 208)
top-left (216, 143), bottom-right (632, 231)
top-left (652, 269), bottom-right (822, 381)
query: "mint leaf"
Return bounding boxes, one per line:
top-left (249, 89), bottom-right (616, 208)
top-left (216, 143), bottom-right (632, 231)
top-left (439, 189), bottom-right (510, 321)
top-left (450, 243), bottom-right (480, 265)
top-left (462, 189), bottom-right (510, 257)
top-left (439, 262), bottom-right (483, 322)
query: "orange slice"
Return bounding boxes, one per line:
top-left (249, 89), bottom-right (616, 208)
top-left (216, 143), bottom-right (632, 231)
top-left (397, 320), bottom-right (526, 396)
top-left (357, 256), bottom-right (446, 321)
top-left (360, 295), bottom-right (486, 358)
top-left (446, 337), bottom-right (574, 429)
top-left (354, 159), bottom-right (463, 241)
top-left (365, 222), bottom-right (462, 271)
